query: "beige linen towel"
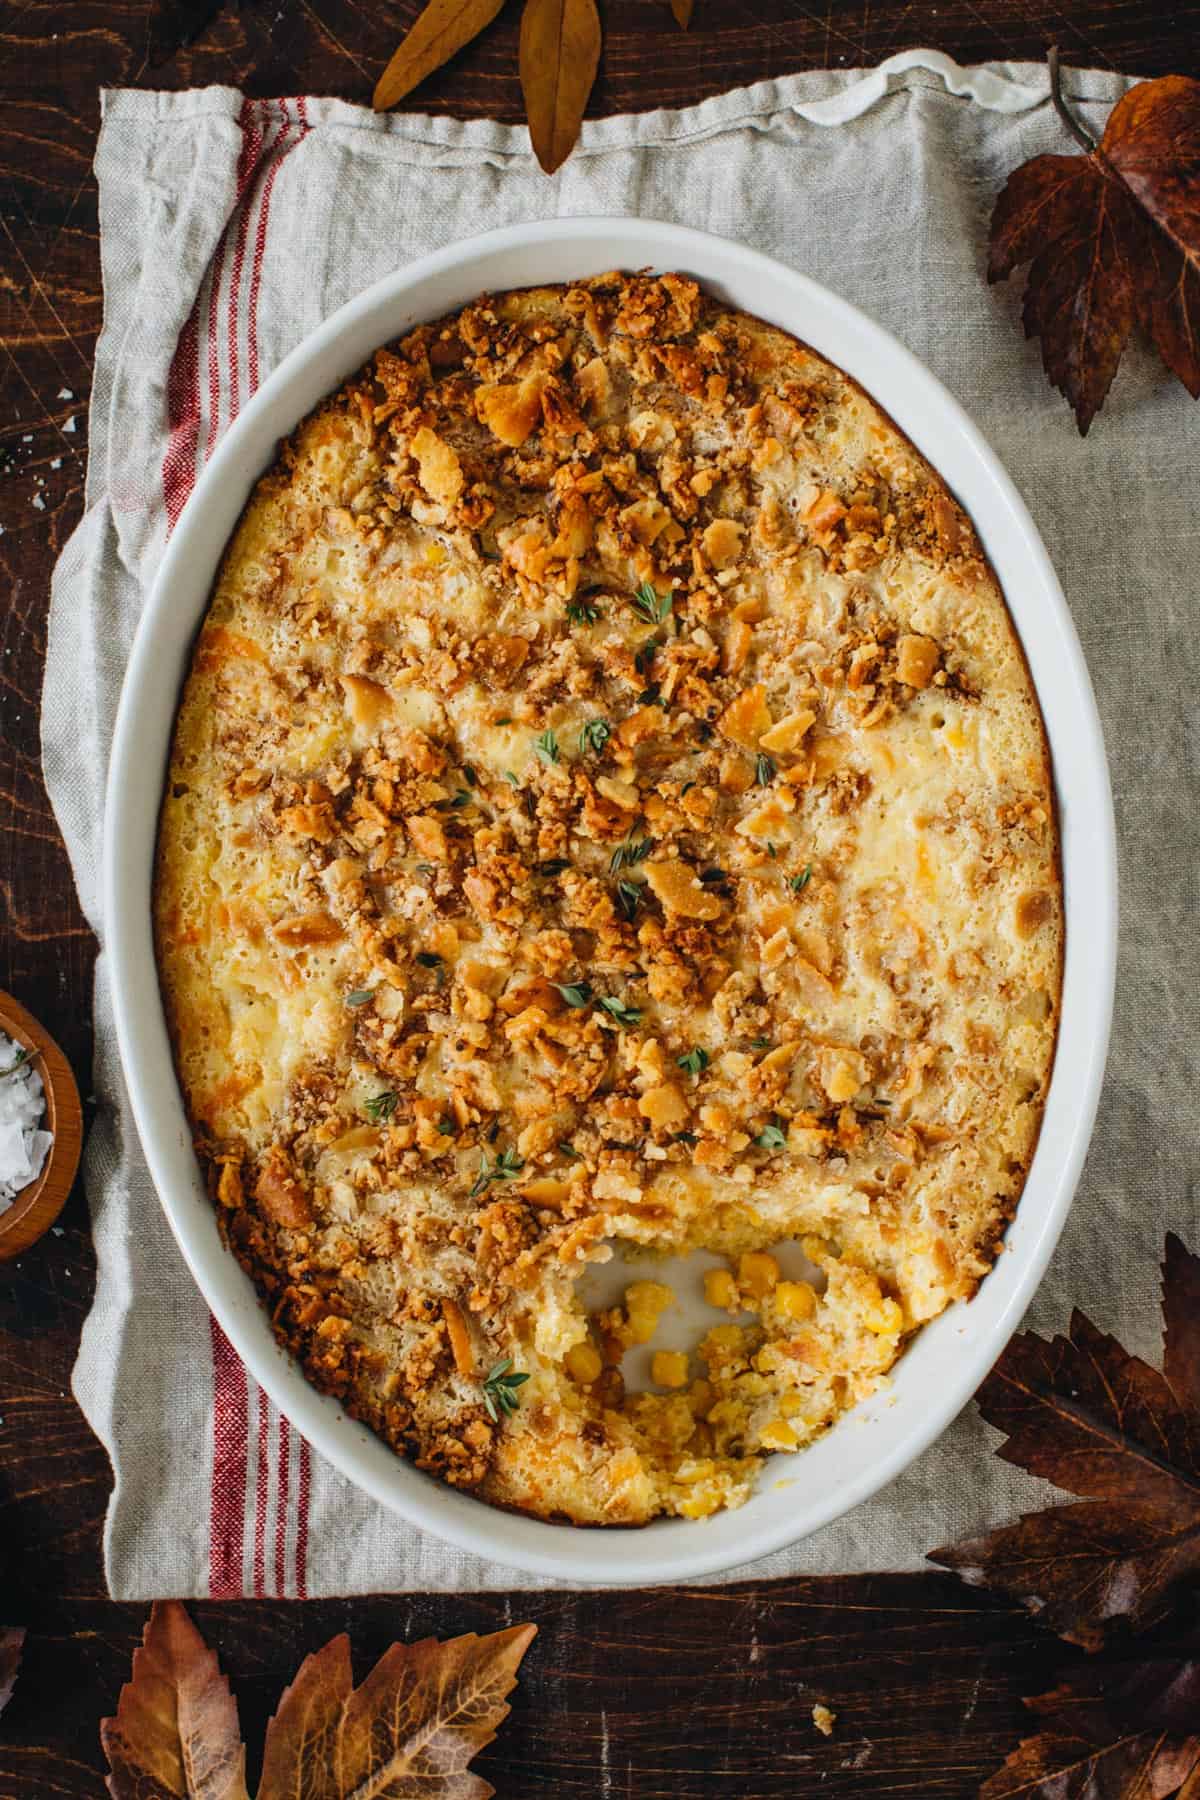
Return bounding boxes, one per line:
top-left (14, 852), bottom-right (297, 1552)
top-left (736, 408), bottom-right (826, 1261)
top-left (43, 51), bottom-right (1199, 1599)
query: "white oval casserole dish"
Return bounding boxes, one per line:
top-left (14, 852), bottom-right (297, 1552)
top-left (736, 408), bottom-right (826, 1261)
top-left (104, 217), bottom-right (1117, 1585)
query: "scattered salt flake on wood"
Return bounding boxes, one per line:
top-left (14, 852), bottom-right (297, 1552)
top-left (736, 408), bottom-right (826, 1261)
top-left (50, 458), bottom-right (61, 469)
top-left (57, 388), bottom-right (74, 400)
top-left (31, 494), bottom-right (45, 511)
top-left (63, 416), bottom-right (76, 433)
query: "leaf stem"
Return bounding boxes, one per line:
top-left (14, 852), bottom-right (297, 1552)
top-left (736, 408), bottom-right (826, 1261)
top-left (1047, 47), bottom-right (1097, 153)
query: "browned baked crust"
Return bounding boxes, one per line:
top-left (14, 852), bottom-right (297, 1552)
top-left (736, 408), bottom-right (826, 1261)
top-left (154, 273), bottom-right (1061, 1524)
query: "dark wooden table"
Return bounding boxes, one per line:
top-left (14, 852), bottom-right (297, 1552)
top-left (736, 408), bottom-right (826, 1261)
top-left (1, 4), bottom-right (1195, 1793)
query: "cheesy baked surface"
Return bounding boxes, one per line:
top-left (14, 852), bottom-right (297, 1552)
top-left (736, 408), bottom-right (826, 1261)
top-left (155, 273), bottom-right (1061, 1524)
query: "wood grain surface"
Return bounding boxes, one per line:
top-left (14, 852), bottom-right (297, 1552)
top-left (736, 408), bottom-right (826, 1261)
top-left (1, 4), bottom-right (1197, 1794)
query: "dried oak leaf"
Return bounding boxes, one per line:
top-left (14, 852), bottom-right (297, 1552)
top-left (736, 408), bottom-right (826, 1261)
top-left (932, 1234), bottom-right (1200, 1651)
top-left (0, 1627), bottom-right (24, 1722)
top-left (256, 1625), bottom-right (536, 1799)
top-left (101, 1601), bottom-right (249, 1800)
top-left (373, 0), bottom-right (507, 113)
top-left (981, 1650), bottom-right (1200, 1799)
top-left (518, 0), bottom-right (601, 175)
top-left (990, 53), bottom-right (1200, 434)
top-left (101, 1601), bottom-right (537, 1800)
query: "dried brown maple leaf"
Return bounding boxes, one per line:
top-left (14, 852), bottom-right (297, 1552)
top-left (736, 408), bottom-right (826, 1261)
top-left (102, 1602), bottom-right (249, 1800)
top-left (0, 1627), bottom-right (24, 1722)
top-left (101, 1600), bottom-right (536, 1800)
top-left (256, 1624), bottom-right (536, 1798)
top-left (931, 1234), bottom-right (1200, 1651)
top-left (518, 0), bottom-right (602, 175)
top-left (990, 49), bottom-right (1200, 435)
top-left (980, 1649), bottom-right (1200, 1799)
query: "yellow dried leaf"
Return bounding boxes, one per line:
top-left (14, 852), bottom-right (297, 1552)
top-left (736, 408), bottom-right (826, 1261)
top-left (373, 0), bottom-right (506, 111)
top-left (518, 0), bottom-right (601, 175)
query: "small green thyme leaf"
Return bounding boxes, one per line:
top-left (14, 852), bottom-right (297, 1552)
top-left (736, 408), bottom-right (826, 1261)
top-left (672, 1130), bottom-right (699, 1146)
top-left (634, 638), bottom-right (659, 676)
top-left (461, 764), bottom-right (477, 787)
top-left (414, 861), bottom-right (435, 875)
top-left (755, 752), bottom-right (776, 786)
top-left (535, 857), bottom-right (570, 877)
top-left (631, 582), bottom-right (673, 625)
top-left (677, 1047), bottom-right (710, 1076)
top-left (756, 1122), bottom-right (787, 1151)
top-left (610, 832), bottom-right (654, 875)
top-left (344, 989), bottom-right (374, 1008)
top-left (415, 951), bottom-right (443, 968)
top-left (437, 1117), bottom-right (457, 1135)
top-left (579, 718), bottom-right (612, 755)
top-left (566, 599), bottom-right (601, 626)
top-left (787, 865), bottom-right (813, 895)
top-left (750, 1036), bottom-right (773, 1050)
top-left (534, 729), bottom-right (560, 765)
top-left (551, 980), bottom-right (593, 1009)
top-left (469, 1146), bottom-right (525, 1198)
top-left (615, 878), bottom-right (644, 921)
top-left (481, 1357), bottom-right (531, 1421)
top-left (363, 1090), bottom-right (398, 1124)
top-left (503, 770), bottom-right (520, 787)
top-left (597, 994), bottom-right (642, 1028)
top-left (558, 1141), bottom-right (582, 1160)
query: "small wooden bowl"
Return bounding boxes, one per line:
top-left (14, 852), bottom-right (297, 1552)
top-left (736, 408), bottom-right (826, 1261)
top-left (0, 990), bottom-right (83, 1260)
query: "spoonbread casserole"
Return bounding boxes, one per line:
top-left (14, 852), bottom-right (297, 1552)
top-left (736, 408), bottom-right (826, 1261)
top-left (155, 272), bottom-right (1062, 1525)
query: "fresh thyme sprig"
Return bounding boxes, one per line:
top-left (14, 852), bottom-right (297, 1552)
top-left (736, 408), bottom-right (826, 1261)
top-left (481, 1357), bottom-right (530, 1421)
top-left (597, 995), bottom-right (642, 1028)
top-left (609, 832), bottom-right (654, 875)
top-left (579, 718), bottom-right (612, 755)
top-left (363, 1090), bottom-right (398, 1124)
top-left (630, 582), bottom-right (673, 625)
top-left (677, 1047), bottom-right (709, 1076)
top-left (550, 980), bottom-right (593, 1009)
top-left (469, 1147), bottom-right (524, 1198)
top-left (534, 729), bottom-right (560, 765)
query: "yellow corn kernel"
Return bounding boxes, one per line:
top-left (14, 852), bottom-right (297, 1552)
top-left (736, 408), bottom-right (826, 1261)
top-left (703, 1267), bottom-right (739, 1311)
top-left (800, 1234), bottom-right (832, 1263)
top-left (651, 1350), bottom-right (690, 1389)
top-left (775, 1279), bottom-right (817, 1322)
top-left (738, 1250), bottom-right (780, 1299)
top-left (705, 1323), bottom-right (745, 1354)
top-left (866, 1297), bottom-right (904, 1335)
top-left (625, 1280), bottom-right (674, 1344)
top-left (677, 1492), bottom-right (722, 1518)
top-left (779, 1391), bottom-right (805, 1418)
top-left (689, 1377), bottom-right (714, 1414)
top-left (565, 1341), bottom-right (603, 1384)
top-left (674, 1457), bottom-right (716, 1485)
top-left (759, 1417), bottom-right (799, 1450)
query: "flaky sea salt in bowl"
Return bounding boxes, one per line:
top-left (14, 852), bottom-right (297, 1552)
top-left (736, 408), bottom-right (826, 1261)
top-left (0, 1032), bottom-right (53, 1211)
top-left (0, 991), bottom-right (82, 1259)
